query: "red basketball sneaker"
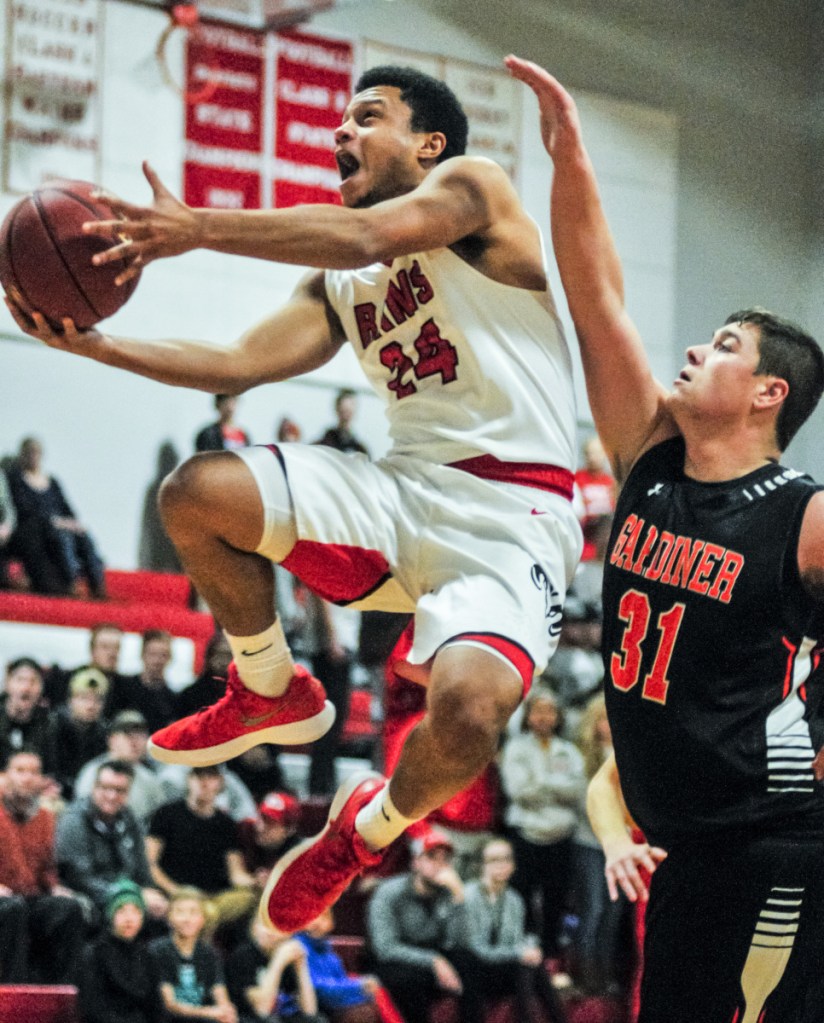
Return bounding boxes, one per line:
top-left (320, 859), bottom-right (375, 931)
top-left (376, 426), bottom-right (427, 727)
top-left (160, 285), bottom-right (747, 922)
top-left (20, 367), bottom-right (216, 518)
top-left (147, 663), bottom-right (335, 766)
top-left (260, 771), bottom-right (386, 932)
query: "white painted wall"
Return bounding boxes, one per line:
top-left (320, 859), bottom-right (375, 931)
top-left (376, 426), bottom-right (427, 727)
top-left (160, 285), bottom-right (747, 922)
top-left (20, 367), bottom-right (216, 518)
top-left (0, 0), bottom-right (677, 575)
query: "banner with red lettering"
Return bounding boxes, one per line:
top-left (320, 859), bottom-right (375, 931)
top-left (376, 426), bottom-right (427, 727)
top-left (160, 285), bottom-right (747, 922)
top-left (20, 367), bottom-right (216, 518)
top-left (272, 30), bottom-right (352, 208)
top-left (184, 24), bottom-right (352, 210)
top-left (183, 22), bottom-right (265, 209)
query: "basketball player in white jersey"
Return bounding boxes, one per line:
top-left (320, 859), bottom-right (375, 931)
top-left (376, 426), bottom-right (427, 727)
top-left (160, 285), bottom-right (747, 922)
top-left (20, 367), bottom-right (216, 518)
top-left (5, 66), bottom-right (582, 931)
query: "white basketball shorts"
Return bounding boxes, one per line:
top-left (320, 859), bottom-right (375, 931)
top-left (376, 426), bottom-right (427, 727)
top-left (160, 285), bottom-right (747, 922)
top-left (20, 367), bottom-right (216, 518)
top-left (236, 444), bottom-right (583, 685)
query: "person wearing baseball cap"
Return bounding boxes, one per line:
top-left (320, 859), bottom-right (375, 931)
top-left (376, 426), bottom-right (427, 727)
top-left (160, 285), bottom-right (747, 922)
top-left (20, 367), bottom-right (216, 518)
top-left (238, 791), bottom-right (302, 885)
top-left (366, 825), bottom-right (468, 1022)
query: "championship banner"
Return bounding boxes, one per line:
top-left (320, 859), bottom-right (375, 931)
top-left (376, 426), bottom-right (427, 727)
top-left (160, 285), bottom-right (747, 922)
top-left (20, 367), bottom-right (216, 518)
top-left (271, 29), bottom-right (353, 208)
top-left (2, 0), bottom-right (103, 193)
top-left (183, 22), bottom-right (265, 209)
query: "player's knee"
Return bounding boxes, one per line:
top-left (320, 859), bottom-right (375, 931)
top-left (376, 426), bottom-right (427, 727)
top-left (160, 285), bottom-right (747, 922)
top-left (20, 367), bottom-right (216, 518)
top-left (159, 455), bottom-right (222, 537)
top-left (428, 675), bottom-right (513, 763)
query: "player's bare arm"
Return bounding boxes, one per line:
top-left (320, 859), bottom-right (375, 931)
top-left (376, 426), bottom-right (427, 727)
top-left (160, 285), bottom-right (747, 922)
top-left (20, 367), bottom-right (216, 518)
top-left (506, 55), bottom-right (675, 481)
top-left (83, 156), bottom-right (541, 288)
top-left (4, 269), bottom-right (344, 392)
top-left (797, 490), bottom-right (824, 603)
top-left (587, 752), bottom-right (667, 903)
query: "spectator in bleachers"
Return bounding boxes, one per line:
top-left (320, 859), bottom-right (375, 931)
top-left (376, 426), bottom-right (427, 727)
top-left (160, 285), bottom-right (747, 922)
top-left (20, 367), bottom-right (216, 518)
top-left (78, 878), bottom-right (156, 1023)
top-left (111, 628), bottom-right (178, 732)
top-left (44, 620), bottom-right (127, 709)
top-left (146, 765), bottom-right (256, 934)
top-left (226, 915), bottom-right (325, 1023)
top-left (0, 657), bottom-right (55, 774)
top-left (0, 464), bottom-right (17, 589)
top-left (0, 749), bottom-right (84, 983)
top-left (367, 828), bottom-right (467, 1023)
top-left (176, 631), bottom-right (232, 719)
top-left (195, 394), bottom-right (252, 453)
top-left (74, 710), bottom-right (166, 825)
top-left (56, 758), bottom-right (169, 926)
top-left (573, 433), bottom-right (616, 563)
top-left (47, 666), bottom-right (110, 800)
top-left (297, 908), bottom-right (381, 1023)
top-left (276, 416), bottom-right (302, 444)
top-left (238, 792), bottom-right (303, 887)
top-left (139, 440), bottom-right (183, 574)
top-left (150, 887), bottom-right (238, 1023)
top-left (315, 388), bottom-right (369, 457)
top-left (157, 761), bottom-right (258, 824)
top-left (456, 836), bottom-right (567, 1023)
top-left (500, 687), bottom-right (586, 962)
top-left (571, 693), bottom-right (626, 995)
top-left (6, 436), bottom-right (107, 597)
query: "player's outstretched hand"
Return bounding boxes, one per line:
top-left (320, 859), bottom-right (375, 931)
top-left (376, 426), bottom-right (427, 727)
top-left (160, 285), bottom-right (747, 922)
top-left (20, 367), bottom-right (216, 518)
top-left (603, 833), bottom-right (667, 903)
top-left (504, 54), bottom-right (583, 162)
top-left (4, 286), bottom-right (104, 355)
top-left (83, 160), bottom-right (202, 284)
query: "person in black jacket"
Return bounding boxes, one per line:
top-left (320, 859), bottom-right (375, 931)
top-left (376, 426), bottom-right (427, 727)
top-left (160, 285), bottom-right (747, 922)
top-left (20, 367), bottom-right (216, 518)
top-left (79, 879), bottom-right (157, 1023)
top-left (195, 395), bottom-right (251, 453)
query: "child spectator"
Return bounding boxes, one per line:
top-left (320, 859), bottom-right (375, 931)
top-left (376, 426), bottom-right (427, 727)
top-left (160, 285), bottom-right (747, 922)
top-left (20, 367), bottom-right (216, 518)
top-left (297, 908), bottom-right (381, 1023)
top-left (150, 887), bottom-right (238, 1023)
top-left (78, 879), bottom-right (156, 1023)
top-left (226, 916), bottom-right (326, 1023)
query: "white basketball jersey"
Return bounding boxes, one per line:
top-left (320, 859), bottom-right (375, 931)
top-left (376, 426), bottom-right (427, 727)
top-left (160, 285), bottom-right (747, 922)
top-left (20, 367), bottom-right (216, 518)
top-left (325, 242), bottom-right (577, 469)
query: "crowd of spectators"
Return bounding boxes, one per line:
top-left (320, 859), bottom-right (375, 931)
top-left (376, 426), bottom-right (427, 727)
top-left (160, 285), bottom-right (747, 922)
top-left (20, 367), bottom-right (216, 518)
top-left (0, 417), bottom-right (627, 1020)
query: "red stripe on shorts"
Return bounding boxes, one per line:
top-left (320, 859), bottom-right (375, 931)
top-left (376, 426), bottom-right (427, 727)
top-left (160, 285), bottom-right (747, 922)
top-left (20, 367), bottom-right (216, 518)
top-left (449, 631), bottom-right (535, 694)
top-left (281, 541), bottom-right (392, 606)
top-left (447, 454), bottom-right (574, 500)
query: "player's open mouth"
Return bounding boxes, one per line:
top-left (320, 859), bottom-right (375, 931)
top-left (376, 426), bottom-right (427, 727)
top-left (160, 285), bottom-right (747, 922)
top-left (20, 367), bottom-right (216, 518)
top-left (336, 152), bottom-right (361, 181)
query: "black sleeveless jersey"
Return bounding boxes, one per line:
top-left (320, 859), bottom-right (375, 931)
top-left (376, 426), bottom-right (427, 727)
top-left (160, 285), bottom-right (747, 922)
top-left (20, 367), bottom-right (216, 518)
top-left (602, 437), bottom-right (824, 847)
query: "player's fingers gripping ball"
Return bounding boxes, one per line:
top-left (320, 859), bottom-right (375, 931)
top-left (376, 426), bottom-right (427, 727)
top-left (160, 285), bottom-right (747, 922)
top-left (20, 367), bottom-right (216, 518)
top-left (0, 179), bottom-right (142, 330)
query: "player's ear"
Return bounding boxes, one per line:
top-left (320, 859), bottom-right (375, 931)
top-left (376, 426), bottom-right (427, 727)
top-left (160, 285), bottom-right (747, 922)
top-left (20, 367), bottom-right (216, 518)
top-left (418, 132), bottom-right (447, 163)
top-left (753, 376), bottom-right (789, 412)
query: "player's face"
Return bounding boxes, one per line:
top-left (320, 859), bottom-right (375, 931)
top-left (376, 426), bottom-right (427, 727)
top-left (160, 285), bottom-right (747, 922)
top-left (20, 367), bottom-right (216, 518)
top-left (672, 322), bottom-right (763, 424)
top-left (334, 86), bottom-right (429, 208)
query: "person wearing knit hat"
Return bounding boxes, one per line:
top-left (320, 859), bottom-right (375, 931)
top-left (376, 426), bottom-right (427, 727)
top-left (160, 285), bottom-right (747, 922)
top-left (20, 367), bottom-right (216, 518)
top-left (105, 877), bottom-right (146, 923)
top-left (79, 876), bottom-right (155, 1023)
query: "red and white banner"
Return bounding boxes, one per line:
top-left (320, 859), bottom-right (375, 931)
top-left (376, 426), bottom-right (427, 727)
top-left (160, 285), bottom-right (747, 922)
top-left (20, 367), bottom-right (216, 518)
top-left (183, 22), bottom-right (265, 209)
top-left (271, 29), bottom-right (352, 208)
top-left (184, 23), bottom-right (352, 211)
top-left (3, 0), bottom-right (103, 193)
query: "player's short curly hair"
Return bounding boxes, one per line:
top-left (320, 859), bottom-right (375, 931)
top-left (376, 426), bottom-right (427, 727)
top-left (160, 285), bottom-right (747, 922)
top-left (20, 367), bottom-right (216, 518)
top-left (726, 308), bottom-right (824, 450)
top-left (354, 65), bottom-right (469, 162)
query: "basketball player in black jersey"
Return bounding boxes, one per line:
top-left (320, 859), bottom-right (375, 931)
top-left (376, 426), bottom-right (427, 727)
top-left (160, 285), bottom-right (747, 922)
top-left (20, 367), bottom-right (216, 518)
top-left (508, 56), bottom-right (824, 1023)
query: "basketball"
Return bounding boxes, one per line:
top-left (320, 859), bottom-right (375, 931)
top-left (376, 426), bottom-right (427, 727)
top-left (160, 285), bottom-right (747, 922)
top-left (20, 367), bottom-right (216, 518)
top-left (0, 179), bottom-right (141, 330)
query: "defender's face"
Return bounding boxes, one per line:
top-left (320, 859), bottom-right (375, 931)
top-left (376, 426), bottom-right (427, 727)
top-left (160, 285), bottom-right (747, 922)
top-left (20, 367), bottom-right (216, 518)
top-left (672, 322), bottom-right (763, 422)
top-left (334, 86), bottom-right (426, 208)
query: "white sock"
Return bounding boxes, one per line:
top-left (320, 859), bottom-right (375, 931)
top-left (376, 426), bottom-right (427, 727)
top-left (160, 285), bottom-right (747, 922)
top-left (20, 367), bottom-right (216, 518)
top-left (355, 785), bottom-right (421, 852)
top-left (226, 619), bottom-right (294, 697)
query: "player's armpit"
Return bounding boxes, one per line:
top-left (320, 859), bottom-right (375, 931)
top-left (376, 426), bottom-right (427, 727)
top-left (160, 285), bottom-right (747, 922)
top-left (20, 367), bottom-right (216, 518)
top-left (233, 270), bottom-right (345, 388)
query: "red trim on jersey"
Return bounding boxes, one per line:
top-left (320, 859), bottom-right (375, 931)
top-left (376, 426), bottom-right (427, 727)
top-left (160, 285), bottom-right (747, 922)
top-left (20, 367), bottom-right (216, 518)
top-left (449, 631), bottom-right (535, 693)
top-left (281, 540), bottom-right (391, 606)
top-left (781, 636), bottom-right (797, 700)
top-left (448, 454), bottom-right (574, 501)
